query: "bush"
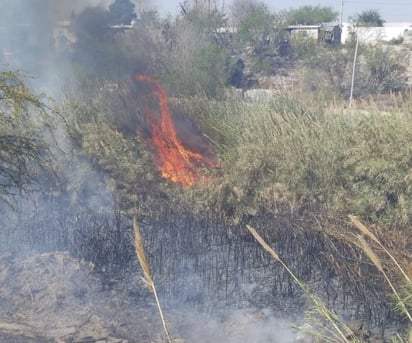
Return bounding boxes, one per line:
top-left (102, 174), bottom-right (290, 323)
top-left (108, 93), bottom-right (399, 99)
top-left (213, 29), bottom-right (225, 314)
top-left (300, 44), bottom-right (408, 98)
top-left (354, 46), bottom-right (407, 96)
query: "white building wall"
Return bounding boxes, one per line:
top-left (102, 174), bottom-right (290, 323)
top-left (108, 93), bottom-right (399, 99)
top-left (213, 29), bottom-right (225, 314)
top-left (341, 22), bottom-right (412, 44)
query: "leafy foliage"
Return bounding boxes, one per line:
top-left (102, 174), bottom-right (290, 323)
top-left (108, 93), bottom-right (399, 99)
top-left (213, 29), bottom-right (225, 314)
top-left (157, 14), bottom-right (230, 98)
top-left (0, 71), bottom-right (54, 204)
top-left (183, 5), bottom-right (227, 33)
top-left (235, 2), bottom-right (275, 47)
top-left (282, 5), bottom-right (338, 25)
top-left (354, 9), bottom-right (385, 27)
top-left (301, 44), bottom-right (407, 97)
top-left (66, 102), bottom-right (153, 212)
top-left (354, 46), bottom-right (407, 95)
top-left (289, 36), bottom-right (320, 63)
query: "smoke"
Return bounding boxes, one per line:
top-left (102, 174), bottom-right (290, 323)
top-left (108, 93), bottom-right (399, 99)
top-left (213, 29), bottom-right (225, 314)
top-left (172, 112), bottom-right (219, 164)
top-left (0, 0), bottom-right (135, 22)
top-left (152, 0), bottom-right (180, 16)
top-left (173, 307), bottom-right (297, 343)
top-left (0, 1), bottom-right (118, 255)
top-left (0, 0), bottom-right (52, 71)
top-left (0, 0), bottom-right (136, 73)
top-left (0, 250), bottom-right (301, 342)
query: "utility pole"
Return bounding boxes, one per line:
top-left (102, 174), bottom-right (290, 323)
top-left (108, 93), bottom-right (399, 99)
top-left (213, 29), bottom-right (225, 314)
top-left (349, 31), bottom-right (359, 108)
top-left (340, 0), bottom-right (344, 26)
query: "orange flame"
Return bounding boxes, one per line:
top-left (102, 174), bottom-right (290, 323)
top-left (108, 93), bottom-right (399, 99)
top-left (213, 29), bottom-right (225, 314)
top-left (135, 74), bottom-right (217, 186)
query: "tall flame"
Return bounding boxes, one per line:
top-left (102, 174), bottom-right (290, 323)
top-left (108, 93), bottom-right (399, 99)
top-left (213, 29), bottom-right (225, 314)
top-left (135, 74), bottom-right (217, 186)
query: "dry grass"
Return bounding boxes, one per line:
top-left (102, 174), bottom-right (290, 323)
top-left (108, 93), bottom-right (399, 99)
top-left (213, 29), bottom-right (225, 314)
top-left (133, 217), bottom-right (154, 292)
top-left (179, 93), bottom-right (412, 229)
top-left (350, 215), bottom-right (410, 282)
top-left (349, 215), bottom-right (412, 324)
top-left (133, 217), bottom-right (173, 343)
top-left (246, 225), bottom-right (357, 343)
top-left (247, 221), bottom-right (412, 341)
top-left (357, 235), bottom-right (383, 273)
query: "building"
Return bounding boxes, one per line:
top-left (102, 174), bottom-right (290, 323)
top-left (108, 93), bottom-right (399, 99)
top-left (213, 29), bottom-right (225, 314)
top-left (341, 22), bottom-right (412, 44)
top-left (318, 24), bottom-right (342, 45)
top-left (284, 23), bottom-right (342, 45)
top-left (402, 27), bottom-right (412, 45)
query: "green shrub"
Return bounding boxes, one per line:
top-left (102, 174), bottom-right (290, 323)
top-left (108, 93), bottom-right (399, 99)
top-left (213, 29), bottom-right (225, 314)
top-left (301, 44), bottom-right (408, 98)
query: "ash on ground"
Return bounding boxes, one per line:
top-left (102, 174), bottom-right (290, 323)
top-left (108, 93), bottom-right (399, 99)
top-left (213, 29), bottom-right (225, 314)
top-left (0, 252), bottom-right (299, 343)
top-left (0, 252), bottom-right (162, 343)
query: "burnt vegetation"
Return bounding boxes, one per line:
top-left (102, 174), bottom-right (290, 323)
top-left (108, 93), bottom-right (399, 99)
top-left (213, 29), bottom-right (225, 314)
top-left (1, 0), bottom-right (412, 342)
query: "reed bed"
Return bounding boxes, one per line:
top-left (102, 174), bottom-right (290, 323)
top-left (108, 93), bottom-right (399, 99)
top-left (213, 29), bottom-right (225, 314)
top-left (180, 92), bottom-right (412, 230)
top-left (350, 215), bottom-right (412, 325)
top-left (246, 216), bottom-right (411, 342)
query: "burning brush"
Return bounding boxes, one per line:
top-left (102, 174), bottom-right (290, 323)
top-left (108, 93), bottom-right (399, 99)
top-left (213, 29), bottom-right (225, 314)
top-left (135, 74), bottom-right (218, 186)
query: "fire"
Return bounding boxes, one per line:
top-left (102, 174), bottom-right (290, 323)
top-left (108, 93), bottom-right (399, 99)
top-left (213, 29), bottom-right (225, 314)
top-left (135, 74), bottom-right (217, 186)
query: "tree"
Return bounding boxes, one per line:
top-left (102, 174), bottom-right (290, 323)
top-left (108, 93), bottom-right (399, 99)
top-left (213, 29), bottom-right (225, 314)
top-left (109, 0), bottom-right (137, 25)
top-left (0, 71), bottom-right (54, 205)
top-left (185, 8), bottom-right (226, 32)
top-left (282, 5), bottom-right (338, 25)
top-left (178, 0), bottom-right (227, 33)
top-left (354, 9), bottom-right (385, 27)
top-left (232, 1), bottom-right (275, 47)
top-left (230, 0), bottom-right (263, 24)
top-left (156, 2), bottom-right (230, 98)
top-left (157, 19), bottom-right (230, 98)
